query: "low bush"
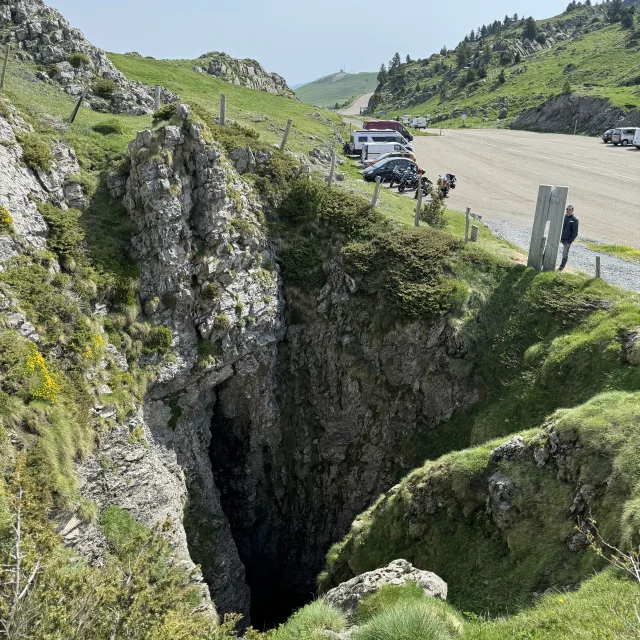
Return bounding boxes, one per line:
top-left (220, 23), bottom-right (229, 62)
top-left (0, 205), bottom-right (14, 234)
top-left (18, 133), bottom-right (53, 171)
top-left (355, 601), bottom-right (456, 640)
top-left (67, 52), bottom-right (91, 68)
top-left (143, 325), bottom-right (173, 355)
top-left (92, 78), bottom-right (119, 100)
top-left (273, 600), bottom-right (347, 639)
top-left (92, 119), bottom-right (126, 136)
top-left (153, 103), bottom-right (177, 125)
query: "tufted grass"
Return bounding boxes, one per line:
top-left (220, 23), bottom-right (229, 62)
top-left (272, 600), bottom-right (347, 639)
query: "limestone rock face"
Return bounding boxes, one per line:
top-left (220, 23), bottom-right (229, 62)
top-left (199, 51), bottom-right (296, 98)
top-left (1, 0), bottom-right (179, 115)
top-left (325, 560), bottom-right (447, 616)
top-left (0, 105), bottom-right (81, 265)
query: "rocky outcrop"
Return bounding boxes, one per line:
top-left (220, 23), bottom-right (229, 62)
top-left (0, 0), bottom-right (178, 114)
top-left (513, 94), bottom-right (640, 135)
top-left (0, 101), bottom-right (80, 265)
top-left (325, 560), bottom-right (447, 617)
top-left (195, 51), bottom-right (295, 98)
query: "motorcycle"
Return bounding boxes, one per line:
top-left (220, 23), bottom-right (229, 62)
top-left (413, 175), bottom-right (433, 198)
top-left (445, 173), bottom-right (457, 189)
top-left (395, 168), bottom-right (420, 192)
top-left (389, 166), bottom-right (409, 189)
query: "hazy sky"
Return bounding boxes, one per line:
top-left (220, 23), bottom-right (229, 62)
top-left (51, 0), bottom-right (571, 86)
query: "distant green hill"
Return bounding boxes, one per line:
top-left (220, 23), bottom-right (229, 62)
top-left (295, 71), bottom-right (378, 108)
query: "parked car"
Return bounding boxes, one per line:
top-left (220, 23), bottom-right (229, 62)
top-left (411, 117), bottom-right (428, 129)
top-left (363, 150), bottom-right (416, 168)
top-left (346, 130), bottom-right (413, 154)
top-left (611, 128), bottom-right (639, 146)
top-left (362, 142), bottom-right (413, 162)
top-left (633, 129), bottom-right (640, 149)
top-left (364, 120), bottom-right (414, 142)
top-left (602, 129), bottom-right (614, 143)
top-left (362, 157), bottom-right (417, 182)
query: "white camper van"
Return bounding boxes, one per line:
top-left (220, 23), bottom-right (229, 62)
top-left (402, 115), bottom-right (412, 125)
top-left (411, 117), bottom-right (427, 129)
top-left (348, 130), bottom-right (413, 153)
top-left (633, 129), bottom-right (640, 149)
top-left (362, 142), bottom-right (413, 162)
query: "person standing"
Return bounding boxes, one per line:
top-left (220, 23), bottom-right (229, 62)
top-left (559, 205), bottom-right (579, 271)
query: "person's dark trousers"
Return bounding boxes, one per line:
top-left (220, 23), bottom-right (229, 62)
top-left (559, 241), bottom-right (571, 271)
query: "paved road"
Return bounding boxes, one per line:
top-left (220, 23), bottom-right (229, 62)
top-left (412, 129), bottom-right (640, 249)
top-left (338, 92), bottom-right (374, 117)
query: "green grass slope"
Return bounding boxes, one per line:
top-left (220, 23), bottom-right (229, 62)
top-left (371, 4), bottom-right (640, 129)
top-left (295, 72), bottom-right (378, 108)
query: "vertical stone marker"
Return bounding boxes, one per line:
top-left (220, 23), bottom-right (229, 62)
top-left (471, 225), bottom-right (479, 242)
top-left (465, 207), bottom-right (471, 243)
top-left (220, 93), bottom-right (226, 126)
top-left (527, 185), bottom-right (569, 271)
top-left (596, 256), bottom-right (601, 279)
top-left (0, 44), bottom-right (10, 94)
top-left (280, 119), bottom-right (292, 151)
top-left (154, 85), bottom-right (161, 112)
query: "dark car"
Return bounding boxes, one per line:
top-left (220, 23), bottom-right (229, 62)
top-left (602, 129), bottom-right (614, 143)
top-left (362, 157), bottom-right (417, 182)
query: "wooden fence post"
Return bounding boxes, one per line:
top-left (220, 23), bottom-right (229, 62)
top-left (371, 176), bottom-right (382, 208)
top-left (154, 85), bottom-right (161, 112)
top-left (69, 88), bottom-right (88, 124)
top-left (414, 181), bottom-right (423, 227)
top-left (0, 44), bottom-right (10, 95)
top-left (465, 207), bottom-right (471, 243)
top-left (471, 225), bottom-right (479, 242)
top-left (220, 93), bottom-right (226, 126)
top-left (328, 150), bottom-right (336, 187)
top-left (596, 256), bottom-right (601, 279)
top-left (280, 119), bottom-right (292, 151)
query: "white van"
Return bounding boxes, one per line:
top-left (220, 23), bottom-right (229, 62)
top-left (402, 115), bottom-right (412, 125)
top-left (411, 117), bottom-right (427, 129)
top-left (633, 129), bottom-right (640, 149)
top-left (362, 142), bottom-right (412, 162)
top-left (612, 127), bottom-right (639, 146)
top-left (349, 130), bottom-right (413, 153)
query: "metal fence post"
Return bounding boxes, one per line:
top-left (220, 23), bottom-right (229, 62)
top-left (69, 88), bottom-right (88, 124)
top-left (220, 93), bottom-right (226, 126)
top-left (280, 119), bottom-right (292, 151)
top-left (371, 176), bottom-right (382, 208)
top-left (0, 44), bottom-right (10, 95)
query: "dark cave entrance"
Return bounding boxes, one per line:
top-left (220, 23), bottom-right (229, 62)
top-left (208, 387), bottom-right (316, 629)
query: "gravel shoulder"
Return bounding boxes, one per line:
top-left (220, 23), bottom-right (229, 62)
top-left (484, 216), bottom-right (640, 293)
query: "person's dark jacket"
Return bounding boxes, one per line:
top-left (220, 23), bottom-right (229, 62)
top-left (561, 215), bottom-right (579, 244)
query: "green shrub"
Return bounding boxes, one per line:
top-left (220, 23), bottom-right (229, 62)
top-left (273, 600), bottom-right (347, 639)
top-left (215, 314), bottom-right (231, 330)
top-left (18, 133), bottom-right (53, 171)
top-left (421, 187), bottom-right (447, 228)
top-left (355, 601), bottom-right (456, 640)
top-left (67, 53), bottom-right (91, 68)
top-left (230, 218), bottom-right (255, 238)
top-left (143, 325), bottom-right (173, 355)
top-left (153, 103), bottom-right (177, 125)
top-left (202, 282), bottom-right (221, 300)
top-left (37, 202), bottom-right (84, 263)
top-left (0, 205), bottom-right (14, 234)
top-left (210, 121), bottom-right (261, 152)
top-left (92, 78), bottom-right (119, 100)
top-left (277, 235), bottom-right (326, 289)
top-left (92, 119), bottom-right (126, 136)
top-left (342, 227), bottom-right (462, 320)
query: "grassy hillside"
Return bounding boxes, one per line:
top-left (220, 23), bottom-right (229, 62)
top-left (371, 4), bottom-right (640, 129)
top-left (295, 72), bottom-right (378, 108)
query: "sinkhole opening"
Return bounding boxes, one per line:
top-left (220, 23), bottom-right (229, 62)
top-left (208, 390), bottom-right (318, 629)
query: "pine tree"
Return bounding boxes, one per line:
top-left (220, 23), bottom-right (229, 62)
top-left (440, 45), bottom-right (448, 55)
top-left (377, 63), bottom-right (388, 86)
top-left (498, 69), bottom-right (506, 84)
top-left (390, 52), bottom-right (402, 71)
top-left (406, 54), bottom-right (412, 64)
top-left (515, 52), bottom-right (521, 64)
top-left (523, 16), bottom-right (538, 40)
